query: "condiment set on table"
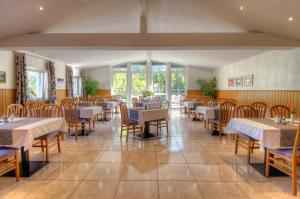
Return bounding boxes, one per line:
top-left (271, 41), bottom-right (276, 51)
top-left (0, 114), bottom-right (15, 123)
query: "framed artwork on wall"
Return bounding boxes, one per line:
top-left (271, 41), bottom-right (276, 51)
top-left (228, 78), bottom-right (235, 87)
top-left (243, 74), bottom-right (253, 86)
top-left (0, 71), bottom-right (6, 83)
top-left (235, 76), bottom-right (243, 87)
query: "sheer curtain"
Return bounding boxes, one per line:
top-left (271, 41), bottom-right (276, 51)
top-left (15, 52), bottom-right (28, 105)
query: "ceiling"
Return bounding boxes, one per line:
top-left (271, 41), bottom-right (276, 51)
top-left (31, 49), bottom-right (267, 69)
top-left (0, 0), bottom-right (299, 68)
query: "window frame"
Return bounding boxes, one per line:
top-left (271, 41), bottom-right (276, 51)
top-left (27, 68), bottom-right (48, 101)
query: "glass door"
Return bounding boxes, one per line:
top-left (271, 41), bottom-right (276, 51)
top-left (171, 64), bottom-right (186, 108)
top-left (152, 62), bottom-right (167, 101)
top-left (112, 64), bottom-right (128, 103)
top-left (131, 62), bottom-right (147, 100)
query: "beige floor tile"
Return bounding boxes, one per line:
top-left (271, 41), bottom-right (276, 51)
top-left (0, 180), bottom-right (43, 199)
top-left (121, 162), bottom-right (157, 180)
top-left (85, 163), bottom-right (124, 180)
top-left (57, 163), bottom-right (93, 180)
top-left (24, 180), bottom-right (79, 199)
top-left (114, 181), bottom-right (158, 199)
top-left (198, 182), bottom-right (248, 199)
top-left (158, 164), bottom-right (194, 181)
top-left (128, 151), bottom-right (156, 163)
top-left (97, 151), bottom-right (129, 162)
top-left (156, 151), bottom-right (186, 163)
top-left (183, 152), bottom-right (219, 164)
top-left (70, 181), bottom-right (119, 199)
top-left (189, 164), bottom-right (235, 182)
top-left (159, 181), bottom-right (204, 199)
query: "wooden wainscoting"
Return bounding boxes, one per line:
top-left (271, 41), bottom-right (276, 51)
top-left (217, 90), bottom-right (300, 119)
top-left (97, 89), bottom-right (111, 98)
top-left (187, 90), bottom-right (203, 98)
top-left (56, 89), bottom-right (67, 102)
top-left (0, 89), bottom-right (16, 116)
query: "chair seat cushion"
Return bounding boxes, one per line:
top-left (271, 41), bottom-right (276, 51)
top-left (0, 147), bottom-right (18, 158)
top-left (208, 118), bottom-right (219, 123)
top-left (128, 119), bottom-right (139, 125)
top-left (270, 148), bottom-right (300, 159)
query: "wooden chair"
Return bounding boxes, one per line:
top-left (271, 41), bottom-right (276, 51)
top-left (150, 100), bottom-right (169, 136)
top-left (0, 147), bottom-right (20, 182)
top-left (234, 105), bottom-right (260, 163)
top-left (32, 104), bottom-right (63, 162)
top-left (132, 97), bottom-right (139, 107)
top-left (251, 102), bottom-right (267, 118)
top-left (205, 99), bottom-right (218, 107)
top-left (270, 105), bottom-right (290, 118)
top-left (189, 98), bottom-right (206, 120)
top-left (120, 103), bottom-right (143, 142)
top-left (266, 124), bottom-right (300, 196)
top-left (7, 104), bottom-right (25, 117)
top-left (61, 101), bottom-right (87, 141)
top-left (208, 102), bottom-right (236, 140)
top-left (27, 102), bottom-right (43, 117)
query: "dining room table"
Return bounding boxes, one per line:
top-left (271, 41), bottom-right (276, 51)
top-left (225, 118), bottom-right (298, 176)
top-left (0, 117), bottom-right (68, 177)
top-left (128, 107), bottom-right (169, 140)
top-left (77, 105), bottom-right (103, 133)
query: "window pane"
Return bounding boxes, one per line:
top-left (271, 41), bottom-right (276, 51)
top-left (131, 62), bottom-right (146, 97)
top-left (152, 62), bottom-right (167, 100)
top-left (28, 70), bottom-right (44, 99)
top-left (171, 64), bottom-right (186, 108)
top-left (112, 65), bottom-right (127, 98)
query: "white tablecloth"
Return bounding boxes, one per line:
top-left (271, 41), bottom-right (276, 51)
top-left (0, 118), bottom-right (68, 150)
top-left (78, 106), bottom-right (103, 119)
top-left (196, 106), bottom-right (220, 119)
top-left (138, 109), bottom-right (169, 126)
top-left (183, 101), bottom-right (195, 109)
top-left (225, 118), bottom-right (297, 150)
top-left (141, 102), bottom-right (162, 109)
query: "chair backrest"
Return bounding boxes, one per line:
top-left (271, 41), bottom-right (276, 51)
top-left (132, 97), bottom-right (139, 107)
top-left (7, 104), bottom-right (25, 117)
top-left (61, 101), bottom-right (79, 122)
top-left (219, 102), bottom-right (236, 122)
top-left (270, 105), bottom-right (290, 118)
top-left (120, 102), bottom-right (129, 125)
top-left (236, 105), bottom-right (255, 118)
top-left (217, 98), bottom-right (227, 105)
top-left (27, 102), bottom-right (44, 117)
top-left (153, 96), bottom-right (161, 102)
top-left (292, 124), bottom-right (300, 160)
top-left (251, 102), bottom-right (267, 118)
top-left (206, 99), bottom-right (218, 107)
top-left (41, 104), bottom-right (61, 117)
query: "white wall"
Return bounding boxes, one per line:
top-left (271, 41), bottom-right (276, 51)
top-left (214, 48), bottom-right (300, 90)
top-left (0, 50), bottom-right (67, 89)
top-left (0, 50), bottom-right (15, 89)
top-left (85, 66), bottom-right (111, 89)
top-left (187, 66), bottom-right (214, 90)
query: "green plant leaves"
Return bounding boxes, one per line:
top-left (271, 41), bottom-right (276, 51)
top-left (196, 77), bottom-right (217, 99)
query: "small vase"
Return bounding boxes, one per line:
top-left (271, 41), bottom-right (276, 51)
top-left (290, 114), bottom-right (296, 124)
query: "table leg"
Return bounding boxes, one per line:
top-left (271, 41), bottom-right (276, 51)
top-left (141, 122), bottom-right (157, 139)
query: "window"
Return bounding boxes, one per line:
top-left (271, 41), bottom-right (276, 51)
top-left (27, 70), bottom-right (48, 100)
top-left (131, 62), bottom-right (146, 98)
top-left (152, 62), bottom-right (167, 100)
top-left (171, 64), bottom-right (186, 108)
top-left (73, 76), bottom-right (82, 97)
top-left (112, 64), bottom-right (128, 101)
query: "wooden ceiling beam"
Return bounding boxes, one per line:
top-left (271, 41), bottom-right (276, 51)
top-left (0, 33), bottom-right (299, 50)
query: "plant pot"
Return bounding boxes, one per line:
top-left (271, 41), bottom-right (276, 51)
top-left (290, 114), bottom-right (296, 124)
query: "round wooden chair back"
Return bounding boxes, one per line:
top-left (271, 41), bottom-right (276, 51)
top-left (41, 104), bottom-right (61, 117)
top-left (217, 98), bottom-right (227, 105)
top-left (219, 102), bottom-right (236, 123)
top-left (236, 105), bottom-right (255, 118)
top-left (120, 103), bottom-right (129, 125)
top-left (206, 99), bottom-right (218, 107)
top-left (27, 102), bottom-right (44, 117)
top-left (270, 105), bottom-right (290, 118)
top-left (61, 101), bottom-right (79, 123)
top-left (7, 104), bottom-right (25, 117)
top-left (197, 98), bottom-right (207, 106)
top-left (132, 97), bottom-right (139, 107)
top-left (251, 102), bottom-right (267, 118)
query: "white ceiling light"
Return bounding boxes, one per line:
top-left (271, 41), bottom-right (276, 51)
top-left (288, 17), bottom-right (294, 22)
top-left (39, 6), bottom-right (44, 11)
top-left (239, 6), bottom-right (244, 11)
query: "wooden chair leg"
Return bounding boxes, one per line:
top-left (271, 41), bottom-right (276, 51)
top-left (218, 124), bottom-right (222, 140)
top-left (75, 124), bottom-right (78, 141)
top-left (265, 150), bottom-right (270, 177)
top-left (57, 134), bottom-right (61, 153)
top-left (45, 138), bottom-right (49, 162)
top-left (234, 135), bottom-right (238, 154)
top-left (166, 121), bottom-right (169, 136)
top-left (126, 127), bottom-right (129, 142)
top-left (41, 140), bottom-right (44, 152)
top-left (15, 153), bottom-right (20, 182)
top-left (292, 160), bottom-right (297, 196)
top-left (247, 141), bottom-right (251, 164)
top-left (120, 126), bottom-right (123, 137)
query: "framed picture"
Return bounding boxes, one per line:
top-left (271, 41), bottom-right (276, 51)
top-left (235, 76), bottom-right (243, 87)
top-left (243, 74), bottom-right (253, 86)
top-left (228, 78), bottom-right (235, 87)
top-left (0, 71), bottom-right (6, 83)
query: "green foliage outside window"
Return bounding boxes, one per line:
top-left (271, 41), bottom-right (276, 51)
top-left (83, 79), bottom-right (99, 96)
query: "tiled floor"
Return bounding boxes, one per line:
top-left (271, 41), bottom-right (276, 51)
top-left (1, 110), bottom-right (299, 199)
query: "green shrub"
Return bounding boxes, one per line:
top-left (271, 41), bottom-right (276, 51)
top-left (83, 79), bottom-right (99, 97)
top-left (196, 78), bottom-right (217, 99)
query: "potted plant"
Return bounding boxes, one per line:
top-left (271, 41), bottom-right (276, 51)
top-left (196, 77), bottom-right (217, 99)
top-left (83, 79), bottom-right (99, 97)
top-left (290, 108), bottom-right (297, 124)
top-left (142, 90), bottom-right (154, 100)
